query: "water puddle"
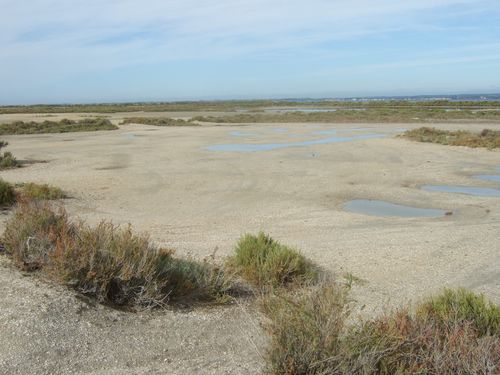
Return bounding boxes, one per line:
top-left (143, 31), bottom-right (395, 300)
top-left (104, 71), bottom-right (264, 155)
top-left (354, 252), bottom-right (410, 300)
top-left (422, 185), bottom-right (500, 197)
top-left (344, 199), bottom-right (447, 218)
top-left (313, 130), bottom-right (337, 135)
top-left (206, 133), bottom-right (385, 152)
top-left (265, 108), bottom-right (338, 113)
top-left (230, 131), bottom-right (256, 137)
top-left (473, 175), bottom-right (500, 183)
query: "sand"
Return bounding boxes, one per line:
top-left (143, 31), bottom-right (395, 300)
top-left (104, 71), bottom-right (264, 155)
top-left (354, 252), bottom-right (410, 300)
top-left (0, 117), bottom-right (499, 374)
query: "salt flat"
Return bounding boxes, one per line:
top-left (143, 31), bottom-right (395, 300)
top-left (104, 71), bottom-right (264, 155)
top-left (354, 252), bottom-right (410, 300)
top-left (0, 117), bottom-right (499, 373)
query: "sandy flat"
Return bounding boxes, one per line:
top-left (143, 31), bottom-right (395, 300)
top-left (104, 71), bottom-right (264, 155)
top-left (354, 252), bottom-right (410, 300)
top-left (0, 118), bottom-right (499, 374)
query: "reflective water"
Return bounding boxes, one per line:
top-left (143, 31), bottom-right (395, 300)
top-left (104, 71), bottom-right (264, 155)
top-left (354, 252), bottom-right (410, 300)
top-left (473, 174), bottom-right (500, 183)
top-left (343, 199), bottom-right (446, 218)
top-left (312, 130), bottom-right (337, 135)
top-left (422, 185), bottom-right (500, 197)
top-left (206, 133), bottom-right (385, 152)
top-left (230, 131), bottom-right (255, 137)
top-left (265, 108), bottom-right (338, 113)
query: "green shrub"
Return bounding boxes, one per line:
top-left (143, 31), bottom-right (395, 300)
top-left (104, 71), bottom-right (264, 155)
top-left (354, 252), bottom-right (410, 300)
top-left (227, 232), bottom-right (317, 289)
top-left (261, 284), bottom-right (500, 374)
top-left (417, 288), bottom-right (500, 336)
top-left (0, 179), bottom-right (16, 207)
top-left (20, 182), bottom-right (66, 200)
top-left (2, 202), bottom-right (234, 307)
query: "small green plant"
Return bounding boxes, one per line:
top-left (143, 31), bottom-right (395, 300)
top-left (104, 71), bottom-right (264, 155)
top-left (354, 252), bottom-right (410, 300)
top-left (227, 232), bottom-right (317, 289)
top-left (20, 182), bottom-right (66, 200)
top-left (120, 117), bottom-right (197, 126)
top-left (403, 127), bottom-right (500, 149)
top-left (0, 179), bottom-right (16, 207)
top-left (0, 141), bottom-right (18, 169)
top-left (2, 202), bottom-right (234, 307)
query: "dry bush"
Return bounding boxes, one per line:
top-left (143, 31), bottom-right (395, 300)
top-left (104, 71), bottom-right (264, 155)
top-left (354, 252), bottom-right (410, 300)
top-left (2, 201), bottom-right (234, 307)
top-left (261, 282), bottom-right (500, 374)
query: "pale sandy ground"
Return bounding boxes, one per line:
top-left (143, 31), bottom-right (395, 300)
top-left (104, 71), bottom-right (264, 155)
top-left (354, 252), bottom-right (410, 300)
top-left (0, 116), bottom-right (499, 374)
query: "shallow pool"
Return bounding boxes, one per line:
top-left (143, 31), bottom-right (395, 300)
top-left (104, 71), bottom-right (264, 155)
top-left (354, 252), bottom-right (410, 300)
top-left (343, 199), bottom-right (447, 218)
top-left (473, 174), bottom-right (500, 183)
top-left (206, 133), bottom-right (385, 152)
top-left (422, 185), bottom-right (500, 197)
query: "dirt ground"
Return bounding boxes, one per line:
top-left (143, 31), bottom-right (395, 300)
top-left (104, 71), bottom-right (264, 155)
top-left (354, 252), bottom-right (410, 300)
top-left (0, 116), bottom-right (499, 374)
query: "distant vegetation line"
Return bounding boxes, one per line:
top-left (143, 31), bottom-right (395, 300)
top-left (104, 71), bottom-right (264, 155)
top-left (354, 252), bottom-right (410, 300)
top-left (1, 100), bottom-right (500, 114)
top-left (193, 108), bottom-right (500, 124)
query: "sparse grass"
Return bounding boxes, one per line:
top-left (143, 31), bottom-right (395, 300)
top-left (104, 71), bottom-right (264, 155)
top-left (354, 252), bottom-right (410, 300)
top-left (19, 182), bottom-right (66, 200)
top-left (2, 202), bottom-right (234, 307)
top-left (261, 283), bottom-right (500, 374)
top-left (0, 141), bottom-right (18, 169)
top-left (120, 117), bottom-right (198, 126)
top-left (262, 281), bottom-right (500, 375)
top-left (227, 232), bottom-right (318, 290)
top-left (0, 179), bottom-right (16, 207)
top-left (403, 127), bottom-right (500, 149)
top-left (0, 118), bottom-right (118, 135)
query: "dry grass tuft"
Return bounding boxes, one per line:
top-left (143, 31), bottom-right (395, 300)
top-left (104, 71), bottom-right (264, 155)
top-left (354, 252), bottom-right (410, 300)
top-left (19, 182), bottom-right (66, 200)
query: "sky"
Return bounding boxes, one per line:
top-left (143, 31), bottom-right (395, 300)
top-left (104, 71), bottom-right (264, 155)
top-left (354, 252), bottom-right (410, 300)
top-left (1, 0), bottom-right (500, 104)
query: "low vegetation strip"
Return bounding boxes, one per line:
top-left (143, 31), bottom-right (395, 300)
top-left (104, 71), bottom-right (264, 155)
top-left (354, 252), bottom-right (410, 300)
top-left (0, 118), bottom-right (118, 135)
top-left (192, 108), bottom-right (500, 124)
top-left (121, 117), bottom-right (197, 126)
top-left (1, 100), bottom-right (500, 114)
top-left (403, 127), bottom-right (500, 149)
top-left (261, 282), bottom-right (500, 374)
top-left (2, 202), bottom-right (234, 307)
top-left (227, 232), bottom-right (318, 289)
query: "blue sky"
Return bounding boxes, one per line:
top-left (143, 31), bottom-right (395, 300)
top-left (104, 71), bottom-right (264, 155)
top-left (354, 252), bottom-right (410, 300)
top-left (1, 0), bottom-right (500, 104)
